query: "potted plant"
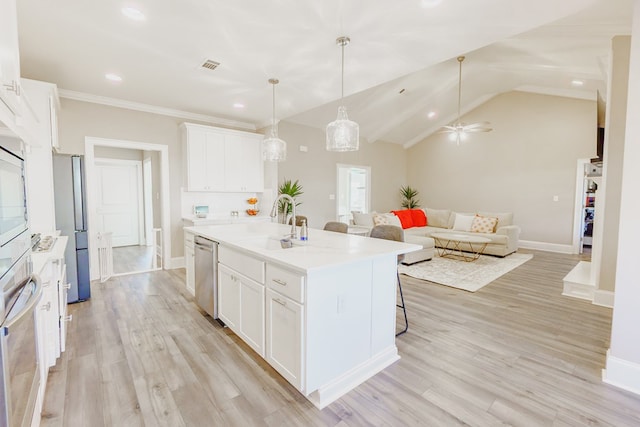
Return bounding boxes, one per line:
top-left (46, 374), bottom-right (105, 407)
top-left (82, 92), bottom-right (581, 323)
top-left (400, 185), bottom-right (420, 209)
top-left (278, 179), bottom-right (303, 223)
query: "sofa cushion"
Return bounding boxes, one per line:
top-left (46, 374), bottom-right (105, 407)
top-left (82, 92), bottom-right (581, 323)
top-left (409, 209), bottom-right (427, 227)
top-left (391, 210), bottom-right (414, 229)
top-left (373, 213), bottom-right (402, 227)
top-left (452, 213), bottom-right (474, 231)
top-left (424, 208), bottom-right (451, 229)
top-left (477, 211), bottom-right (513, 228)
top-left (352, 211), bottom-right (376, 227)
top-left (471, 214), bottom-right (498, 234)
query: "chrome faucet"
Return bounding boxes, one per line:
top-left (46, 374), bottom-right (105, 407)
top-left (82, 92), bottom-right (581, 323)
top-left (270, 194), bottom-right (297, 239)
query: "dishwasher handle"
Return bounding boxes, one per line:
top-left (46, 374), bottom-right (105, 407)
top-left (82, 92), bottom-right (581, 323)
top-left (194, 236), bottom-right (216, 252)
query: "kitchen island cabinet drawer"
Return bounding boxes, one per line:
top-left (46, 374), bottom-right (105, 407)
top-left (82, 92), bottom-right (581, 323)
top-left (266, 264), bottom-right (305, 304)
top-left (219, 245), bottom-right (265, 284)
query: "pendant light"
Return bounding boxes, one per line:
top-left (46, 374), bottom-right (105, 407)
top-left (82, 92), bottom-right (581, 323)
top-left (326, 36), bottom-right (359, 152)
top-left (263, 78), bottom-right (287, 161)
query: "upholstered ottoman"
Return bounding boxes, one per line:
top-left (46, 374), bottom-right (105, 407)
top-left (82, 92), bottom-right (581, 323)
top-left (402, 235), bottom-right (434, 264)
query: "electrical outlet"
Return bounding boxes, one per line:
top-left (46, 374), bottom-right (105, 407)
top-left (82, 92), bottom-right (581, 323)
top-left (553, 195), bottom-right (559, 202)
top-left (299, 145), bottom-right (308, 152)
top-left (329, 194), bottom-right (335, 200)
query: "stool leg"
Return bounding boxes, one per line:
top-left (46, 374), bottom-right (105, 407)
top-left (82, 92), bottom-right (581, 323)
top-left (396, 272), bottom-right (408, 336)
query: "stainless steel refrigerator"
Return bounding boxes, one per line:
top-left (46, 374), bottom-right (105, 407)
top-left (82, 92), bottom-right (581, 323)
top-left (53, 154), bottom-right (91, 303)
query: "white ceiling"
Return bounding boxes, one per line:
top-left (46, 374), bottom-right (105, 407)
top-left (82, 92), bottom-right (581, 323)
top-left (16, 0), bottom-right (632, 147)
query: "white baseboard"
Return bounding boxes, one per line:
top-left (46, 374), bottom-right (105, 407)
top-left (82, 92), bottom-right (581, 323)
top-left (518, 240), bottom-right (574, 254)
top-left (593, 290), bottom-right (615, 308)
top-left (306, 346), bottom-right (399, 409)
top-left (603, 349), bottom-right (640, 396)
top-left (169, 256), bottom-right (185, 269)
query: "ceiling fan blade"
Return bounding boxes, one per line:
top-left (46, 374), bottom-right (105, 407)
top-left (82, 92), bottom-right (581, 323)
top-left (464, 121), bottom-right (492, 130)
top-left (465, 127), bottom-right (493, 133)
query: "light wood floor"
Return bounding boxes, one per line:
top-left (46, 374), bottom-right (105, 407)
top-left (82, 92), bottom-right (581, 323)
top-left (112, 245), bottom-right (158, 275)
top-left (41, 250), bottom-right (640, 426)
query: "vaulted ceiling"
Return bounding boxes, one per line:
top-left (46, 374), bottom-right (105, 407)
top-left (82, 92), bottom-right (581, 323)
top-left (16, 0), bottom-right (632, 148)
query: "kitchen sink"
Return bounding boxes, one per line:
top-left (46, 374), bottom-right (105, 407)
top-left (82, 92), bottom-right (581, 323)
top-left (238, 235), bottom-right (298, 251)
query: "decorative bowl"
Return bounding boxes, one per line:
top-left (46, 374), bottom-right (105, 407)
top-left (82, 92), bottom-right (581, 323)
top-left (246, 209), bottom-right (259, 216)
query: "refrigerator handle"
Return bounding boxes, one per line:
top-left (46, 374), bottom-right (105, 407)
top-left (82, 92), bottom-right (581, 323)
top-left (72, 156), bottom-right (86, 231)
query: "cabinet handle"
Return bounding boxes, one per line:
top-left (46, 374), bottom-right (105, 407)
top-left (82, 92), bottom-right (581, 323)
top-left (64, 283), bottom-right (71, 290)
top-left (273, 298), bottom-right (287, 307)
top-left (273, 279), bottom-right (287, 286)
top-left (64, 315), bottom-right (73, 322)
top-left (41, 302), bottom-right (51, 311)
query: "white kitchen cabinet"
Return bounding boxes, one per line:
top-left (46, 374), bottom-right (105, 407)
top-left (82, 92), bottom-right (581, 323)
top-left (218, 264), bottom-right (241, 330)
top-left (184, 231), bottom-right (195, 295)
top-left (0, 0), bottom-right (22, 122)
top-left (182, 125), bottom-right (225, 191)
top-left (238, 274), bottom-right (265, 356)
top-left (181, 122), bottom-right (263, 193)
top-left (224, 134), bottom-right (263, 192)
top-left (218, 264), bottom-right (266, 356)
top-left (266, 288), bottom-right (303, 389)
top-left (55, 259), bottom-right (71, 353)
top-left (22, 79), bottom-right (60, 233)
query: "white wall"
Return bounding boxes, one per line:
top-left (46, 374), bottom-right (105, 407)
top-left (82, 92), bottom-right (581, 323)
top-left (406, 91), bottom-right (596, 246)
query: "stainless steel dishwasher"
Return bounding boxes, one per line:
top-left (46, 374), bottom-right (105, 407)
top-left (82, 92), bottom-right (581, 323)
top-left (194, 236), bottom-right (218, 318)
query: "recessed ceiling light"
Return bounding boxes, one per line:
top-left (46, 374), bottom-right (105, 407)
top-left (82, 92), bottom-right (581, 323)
top-left (105, 73), bottom-right (122, 82)
top-left (233, 103), bottom-right (245, 109)
top-left (122, 7), bottom-right (145, 21)
top-left (427, 111), bottom-right (437, 119)
top-left (421, 0), bottom-right (443, 8)
top-left (571, 79), bottom-right (585, 87)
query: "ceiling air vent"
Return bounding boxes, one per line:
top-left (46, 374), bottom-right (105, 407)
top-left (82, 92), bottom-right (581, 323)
top-left (201, 60), bottom-right (220, 71)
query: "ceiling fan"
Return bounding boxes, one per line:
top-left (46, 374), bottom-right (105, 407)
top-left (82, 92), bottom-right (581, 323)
top-left (440, 56), bottom-right (492, 145)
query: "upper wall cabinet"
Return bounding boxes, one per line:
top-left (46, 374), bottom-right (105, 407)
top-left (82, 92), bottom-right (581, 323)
top-left (22, 79), bottom-right (60, 233)
top-left (181, 123), bottom-right (264, 193)
top-left (0, 0), bottom-right (22, 130)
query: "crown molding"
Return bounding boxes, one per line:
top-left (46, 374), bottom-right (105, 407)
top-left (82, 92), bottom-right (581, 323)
top-left (57, 89), bottom-right (256, 131)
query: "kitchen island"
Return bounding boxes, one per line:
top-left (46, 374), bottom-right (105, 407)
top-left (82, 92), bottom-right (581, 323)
top-left (184, 222), bottom-right (420, 409)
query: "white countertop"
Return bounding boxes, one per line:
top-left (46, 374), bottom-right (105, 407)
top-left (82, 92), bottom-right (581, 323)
top-left (31, 234), bottom-right (68, 275)
top-left (184, 222), bottom-right (421, 273)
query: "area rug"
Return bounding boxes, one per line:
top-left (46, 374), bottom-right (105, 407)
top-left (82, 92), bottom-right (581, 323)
top-left (398, 252), bottom-right (533, 292)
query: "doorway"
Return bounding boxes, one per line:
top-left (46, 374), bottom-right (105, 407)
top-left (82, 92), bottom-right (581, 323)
top-left (572, 158), bottom-right (602, 255)
top-left (85, 137), bottom-right (170, 280)
top-left (337, 164), bottom-right (371, 223)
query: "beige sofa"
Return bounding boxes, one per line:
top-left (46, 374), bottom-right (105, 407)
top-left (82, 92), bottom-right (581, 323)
top-left (353, 209), bottom-right (520, 257)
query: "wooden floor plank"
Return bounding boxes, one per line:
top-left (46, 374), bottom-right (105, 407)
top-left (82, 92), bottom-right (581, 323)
top-left (42, 249), bottom-right (640, 426)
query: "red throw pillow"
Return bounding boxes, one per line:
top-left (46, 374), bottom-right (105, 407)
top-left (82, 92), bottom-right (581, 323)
top-left (409, 209), bottom-right (427, 227)
top-left (391, 210), bottom-right (414, 229)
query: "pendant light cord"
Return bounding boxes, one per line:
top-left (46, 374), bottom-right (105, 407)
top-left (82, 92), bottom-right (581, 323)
top-left (272, 82), bottom-right (276, 126)
top-left (457, 56), bottom-right (463, 122)
top-left (341, 41), bottom-right (345, 101)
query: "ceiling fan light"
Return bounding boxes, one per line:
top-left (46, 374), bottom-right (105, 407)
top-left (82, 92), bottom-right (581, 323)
top-left (326, 106), bottom-right (359, 151)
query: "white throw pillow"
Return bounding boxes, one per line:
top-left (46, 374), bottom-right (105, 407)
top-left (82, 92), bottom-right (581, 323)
top-left (352, 211), bottom-right (376, 227)
top-left (452, 214), bottom-right (474, 231)
top-left (373, 213), bottom-right (402, 227)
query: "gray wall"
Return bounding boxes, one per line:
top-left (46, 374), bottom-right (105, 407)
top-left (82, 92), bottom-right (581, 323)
top-left (275, 121), bottom-right (407, 228)
top-left (94, 146), bottom-right (143, 161)
top-left (57, 90), bottom-right (596, 261)
top-left (406, 91), bottom-right (596, 246)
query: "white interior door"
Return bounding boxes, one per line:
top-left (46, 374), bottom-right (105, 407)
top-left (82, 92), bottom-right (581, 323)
top-left (143, 157), bottom-right (153, 247)
top-left (96, 159), bottom-right (143, 247)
